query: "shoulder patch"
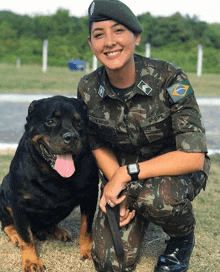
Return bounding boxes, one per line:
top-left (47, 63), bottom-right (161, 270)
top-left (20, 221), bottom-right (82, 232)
top-left (167, 79), bottom-right (194, 103)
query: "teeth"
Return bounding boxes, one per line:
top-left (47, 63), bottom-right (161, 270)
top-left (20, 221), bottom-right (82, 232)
top-left (106, 51), bottom-right (120, 56)
top-left (52, 154), bottom-right (57, 160)
top-left (40, 144), bottom-right (56, 161)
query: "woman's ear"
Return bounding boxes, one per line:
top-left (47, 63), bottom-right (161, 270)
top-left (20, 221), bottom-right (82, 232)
top-left (87, 36), bottom-right (92, 48)
top-left (135, 33), bottom-right (141, 46)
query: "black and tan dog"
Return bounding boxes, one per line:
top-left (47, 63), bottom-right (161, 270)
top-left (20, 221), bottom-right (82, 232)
top-left (0, 96), bottom-right (99, 271)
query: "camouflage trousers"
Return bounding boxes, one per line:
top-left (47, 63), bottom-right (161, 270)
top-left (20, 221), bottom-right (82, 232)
top-left (92, 171), bottom-right (207, 272)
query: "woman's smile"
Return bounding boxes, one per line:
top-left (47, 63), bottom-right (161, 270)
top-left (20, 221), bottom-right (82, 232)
top-left (104, 50), bottom-right (123, 58)
top-left (88, 20), bottom-right (141, 72)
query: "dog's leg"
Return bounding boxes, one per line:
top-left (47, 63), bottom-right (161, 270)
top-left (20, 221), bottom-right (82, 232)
top-left (78, 214), bottom-right (93, 260)
top-left (79, 190), bottom-right (98, 260)
top-left (49, 224), bottom-right (71, 242)
top-left (4, 224), bottom-right (45, 271)
top-left (4, 207), bottom-right (45, 272)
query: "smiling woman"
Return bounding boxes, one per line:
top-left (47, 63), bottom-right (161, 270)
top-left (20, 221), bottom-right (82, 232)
top-left (77, 1), bottom-right (210, 272)
top-left (88, 20), bottom-right (141, 86)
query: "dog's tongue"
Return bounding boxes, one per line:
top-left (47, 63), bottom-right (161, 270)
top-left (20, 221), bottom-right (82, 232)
top-left (55, 154), bottom-right (75, 178)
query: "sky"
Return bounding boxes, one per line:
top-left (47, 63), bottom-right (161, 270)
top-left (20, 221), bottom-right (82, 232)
top-left (0, 0), bottom-right (219, 24)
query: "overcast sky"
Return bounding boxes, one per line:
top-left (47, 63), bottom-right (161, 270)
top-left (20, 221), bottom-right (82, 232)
top-left (1, 0), bottom-right (219, 24)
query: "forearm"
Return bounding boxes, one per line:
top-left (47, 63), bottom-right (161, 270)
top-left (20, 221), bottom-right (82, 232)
top-left (92, 147), bottom-right (120, 180)
top-left (138, 151), bottom-right (205, 180)
top-left (92, 148), bottom-right (205, 190)
top-left (118, 151), bottom-right (205, 184)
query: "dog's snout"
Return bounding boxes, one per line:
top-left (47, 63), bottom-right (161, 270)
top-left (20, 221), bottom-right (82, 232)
top-left (63, 132), bottom-right (79, 144)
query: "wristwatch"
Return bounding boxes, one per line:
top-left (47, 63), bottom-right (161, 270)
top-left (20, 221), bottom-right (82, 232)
top-left (127, 163), bottom-right (140, 181)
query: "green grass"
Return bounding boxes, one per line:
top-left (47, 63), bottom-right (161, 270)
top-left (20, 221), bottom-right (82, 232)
top-left (0, 153), bottom-right (219, 271)
top-left (0, 63), bottom-right (87, 96)
top-left (0, 63), bottom-right (219, 96)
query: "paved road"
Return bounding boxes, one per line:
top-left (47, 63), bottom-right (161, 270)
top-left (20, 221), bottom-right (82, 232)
top-left (0, 95), bottom-right (220, 155)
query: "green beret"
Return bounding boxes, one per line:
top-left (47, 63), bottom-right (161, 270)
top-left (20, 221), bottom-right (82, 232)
top-left (88, 0), bottom-right (143, 34)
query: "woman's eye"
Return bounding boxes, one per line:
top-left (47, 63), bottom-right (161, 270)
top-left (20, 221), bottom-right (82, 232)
top-left (115, 28), bottom-right (124, 33)
top-left (94, 33), bottom-right (103, 38)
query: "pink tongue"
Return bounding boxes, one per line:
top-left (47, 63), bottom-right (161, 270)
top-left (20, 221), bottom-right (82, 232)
top-left (55, 154), bottom-right (75, 178)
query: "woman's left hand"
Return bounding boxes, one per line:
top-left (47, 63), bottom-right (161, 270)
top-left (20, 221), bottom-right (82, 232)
top-left (99, 166), bottom-right (129, 213)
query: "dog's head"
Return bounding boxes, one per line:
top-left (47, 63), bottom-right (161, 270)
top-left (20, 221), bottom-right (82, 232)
top-left (25, 96), bottom-right (88, 178)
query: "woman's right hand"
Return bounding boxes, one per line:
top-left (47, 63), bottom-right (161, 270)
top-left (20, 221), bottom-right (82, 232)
top-left (119, 197), bottom-right (136, 227)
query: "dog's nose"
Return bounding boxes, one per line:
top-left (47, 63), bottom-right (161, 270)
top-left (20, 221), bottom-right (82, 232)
top-left (63, 132), bottom-right (79, 144)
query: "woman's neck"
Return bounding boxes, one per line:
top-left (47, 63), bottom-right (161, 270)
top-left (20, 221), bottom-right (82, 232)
top-left (106, 58), bottom-right (136, 89)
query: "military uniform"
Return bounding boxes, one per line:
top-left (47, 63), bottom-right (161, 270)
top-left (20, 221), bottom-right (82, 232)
top-left (77, 54), bottom-right (210, 271)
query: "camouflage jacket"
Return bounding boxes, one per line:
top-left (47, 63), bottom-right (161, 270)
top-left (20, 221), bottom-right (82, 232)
top-left (77, 54), bottom-right (210, 176)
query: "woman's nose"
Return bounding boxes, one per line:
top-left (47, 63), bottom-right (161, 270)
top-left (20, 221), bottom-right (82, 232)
top-left (104, 33), bottom-right (116, 47)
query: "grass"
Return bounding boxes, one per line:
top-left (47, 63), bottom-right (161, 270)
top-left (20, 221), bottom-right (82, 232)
top-left (0, 63), bottom-right (220, 97)
top-left (0, 152), bottom-right (219, 271)
top-left (0, 63), bottom-right (88, 96)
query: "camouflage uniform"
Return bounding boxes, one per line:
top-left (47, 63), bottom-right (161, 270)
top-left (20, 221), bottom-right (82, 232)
top-left (77, 54), bottom-right (210, 271)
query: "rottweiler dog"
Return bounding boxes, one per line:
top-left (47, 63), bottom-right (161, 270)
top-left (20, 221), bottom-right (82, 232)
top-left (0, 96), bottom-right (99, 271)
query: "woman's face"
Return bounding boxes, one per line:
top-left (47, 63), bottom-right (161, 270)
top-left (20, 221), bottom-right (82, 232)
top-left (88, 20), bottom-right (141, 71)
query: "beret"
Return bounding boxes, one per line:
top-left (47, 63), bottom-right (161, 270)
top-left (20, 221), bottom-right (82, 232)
top-left (88, 0), bottom-right (143, 34)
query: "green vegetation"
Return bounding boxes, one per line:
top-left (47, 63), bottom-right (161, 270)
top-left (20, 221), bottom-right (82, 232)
top-left (0, 63), bottom-right (219, 96)
top-left (0, 10), bottom-right (220, 73)
top-left (0, 63), bottom-right (87, 94)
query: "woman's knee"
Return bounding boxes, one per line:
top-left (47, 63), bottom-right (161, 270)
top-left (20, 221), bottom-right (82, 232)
top-left (133, 175), bottom-right (193, 218)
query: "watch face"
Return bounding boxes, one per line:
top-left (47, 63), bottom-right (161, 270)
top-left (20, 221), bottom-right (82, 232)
top-left (128, 164), bottom-right (139, 174)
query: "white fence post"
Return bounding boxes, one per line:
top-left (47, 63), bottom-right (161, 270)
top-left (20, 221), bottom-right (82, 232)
top-left (86, 61), bottom-right (90, 73)
top-left (197, 45), bottom-right (203, 77)
top-left (93, 55), bottom-right (98, 71)
top-left (16, 58), bottom-right (21, 68)
top-left (145, 43), bottom-right (151, 58)
top-left (42, 39), bottom-right (48, 73)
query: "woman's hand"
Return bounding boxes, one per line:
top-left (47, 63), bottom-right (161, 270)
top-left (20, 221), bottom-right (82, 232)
top-left (119, 197), bottom-right (136, 227)
top-left (99, 166), bottom-right (130, 213)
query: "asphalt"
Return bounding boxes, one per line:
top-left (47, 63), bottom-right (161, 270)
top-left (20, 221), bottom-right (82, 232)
top-left (0, 94), bottom-right (220, 155)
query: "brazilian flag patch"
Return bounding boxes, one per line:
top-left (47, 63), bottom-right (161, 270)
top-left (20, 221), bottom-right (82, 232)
top-left (167, 79), bottom-right (194, 103)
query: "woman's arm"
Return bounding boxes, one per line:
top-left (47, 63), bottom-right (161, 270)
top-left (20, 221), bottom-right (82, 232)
top-left (93, 147), bottom-right (205, 226)
top-left (100, 150), bottom-right (205, 206)
top-left (92, 147), bottom-right (120, 180)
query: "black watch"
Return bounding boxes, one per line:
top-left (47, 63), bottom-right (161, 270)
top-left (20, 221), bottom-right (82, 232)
top-left (127, 163), bottom-right (140, 181)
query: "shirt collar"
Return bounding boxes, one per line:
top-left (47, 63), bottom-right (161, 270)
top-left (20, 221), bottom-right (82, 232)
top-left (97, 56), bottom-right (153, 101)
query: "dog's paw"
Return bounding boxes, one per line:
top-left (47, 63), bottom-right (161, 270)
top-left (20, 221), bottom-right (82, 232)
top-left (50, 225), bottom-right (71, 242)
top-left (4, 225), bottom-right (20, 247)
top-left (80, 247), bottom-right (92, 260)
top-left (79, 239), bottom-right (92, 260)
top-left (23, 259), bottom-right (46, 272)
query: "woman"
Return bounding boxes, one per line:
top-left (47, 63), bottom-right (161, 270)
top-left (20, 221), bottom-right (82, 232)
top-left (77, 1), bottom-right (210, 271)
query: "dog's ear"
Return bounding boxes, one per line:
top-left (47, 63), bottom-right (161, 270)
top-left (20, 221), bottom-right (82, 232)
top-left (25, 100), bottom-right (40, 132)
top-left (79, 99), bottom-right (88, 116)
top-left (28, 100), bottom-right (38, 115)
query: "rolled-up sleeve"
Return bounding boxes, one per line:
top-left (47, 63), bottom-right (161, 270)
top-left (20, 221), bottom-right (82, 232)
top-left (171, 94), bottom-right (208, 153)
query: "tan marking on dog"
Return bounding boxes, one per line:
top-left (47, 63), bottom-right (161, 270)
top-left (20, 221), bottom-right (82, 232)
top-left (54, 110), bottom-right (62, 117)
top-left (4, 224), bottom-right (20, 246)
top-left (4, 224), bottom-right (45, 271)
top-left (49, 224), bottom-right (71, 242)
top-left (6, 206), bottom-right (13, 218)
top-left (78, 214), bottom-right (92, 259)
top-left (32, 134), bottom-right (44, 142)
top-left (73, 112), bottom-right (81, 121)
top-left (42, 136), bottom-right (50, 146)
top-left (23, 194), bottom-right (32, 200)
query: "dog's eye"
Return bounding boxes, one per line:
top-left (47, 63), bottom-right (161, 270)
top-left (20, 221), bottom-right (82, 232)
top-left (45, 120), bottom-right (56, 127)
top-left (75, 120), bottom-right (84, 130)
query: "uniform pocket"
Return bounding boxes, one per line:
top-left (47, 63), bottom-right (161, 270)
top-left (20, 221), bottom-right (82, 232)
top-left (140, 110), bottom-right (172, 143)
top-left (89, 115), bottom-right (118, 145)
